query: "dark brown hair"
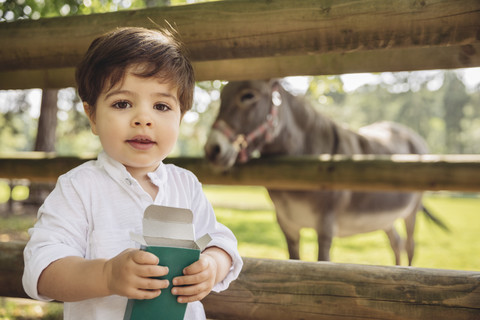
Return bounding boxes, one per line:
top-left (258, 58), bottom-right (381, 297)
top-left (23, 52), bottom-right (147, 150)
top-left (75, 27), bottom-right (195, 116)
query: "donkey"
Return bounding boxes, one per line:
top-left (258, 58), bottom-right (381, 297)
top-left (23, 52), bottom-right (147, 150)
top-left (204, 80), bottom-right (435, 265)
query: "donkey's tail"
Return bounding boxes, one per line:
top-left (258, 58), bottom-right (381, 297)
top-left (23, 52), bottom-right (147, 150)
top-left (421, 205), bottom-right (450, 232)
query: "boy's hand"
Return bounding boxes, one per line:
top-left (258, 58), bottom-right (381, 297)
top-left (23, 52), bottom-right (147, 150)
top-left (171, 253), bottom-right (218, 303)
top-left (103, 248), bottom-right (170, 300)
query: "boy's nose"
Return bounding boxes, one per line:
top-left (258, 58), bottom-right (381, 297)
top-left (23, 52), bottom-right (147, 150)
top-left (134, 120), bottom-right (152, 127)
top-left (132, 113), bottom-right (153, 127)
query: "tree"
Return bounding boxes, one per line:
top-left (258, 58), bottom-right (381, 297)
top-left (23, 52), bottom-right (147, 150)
top-left (0, 90), bottom-right (37, 152)
top-left (442, 73), bottom-right (470, 153)
top-left (34, 90), bottom-right (58, 152)
top-left (0, 0), bottom-right (145, 21)
top-left (302, 70), bottom-right (478, 154)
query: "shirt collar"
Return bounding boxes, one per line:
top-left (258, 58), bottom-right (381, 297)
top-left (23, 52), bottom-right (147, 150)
top-left (97, 151), bottom-right (168, 188)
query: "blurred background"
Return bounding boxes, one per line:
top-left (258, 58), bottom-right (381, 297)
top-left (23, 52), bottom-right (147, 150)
top-left (1, 70), bottom-right (479, 156)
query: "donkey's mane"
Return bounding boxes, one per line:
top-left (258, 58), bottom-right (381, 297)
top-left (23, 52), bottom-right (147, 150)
top-left (280, 85), bottom-right (360, 155)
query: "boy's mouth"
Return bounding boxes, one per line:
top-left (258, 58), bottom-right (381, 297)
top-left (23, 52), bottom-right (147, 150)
top-left (126, 136), bottom-right (156, 150)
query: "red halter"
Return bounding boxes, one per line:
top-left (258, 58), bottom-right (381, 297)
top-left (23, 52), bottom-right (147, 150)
top-left (213, 87), bottom-right (281, 163)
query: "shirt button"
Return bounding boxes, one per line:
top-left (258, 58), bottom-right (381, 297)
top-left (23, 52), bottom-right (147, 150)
top-left (125, 178), bottom-right (132, 186)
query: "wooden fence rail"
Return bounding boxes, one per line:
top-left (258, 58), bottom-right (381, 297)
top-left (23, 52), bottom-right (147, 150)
top-left (1, 241), bottom-right (479, 320)
top-left (1, 0), bottom-right (479, 89)
top-left (1, 153), bottom-right (480, 192)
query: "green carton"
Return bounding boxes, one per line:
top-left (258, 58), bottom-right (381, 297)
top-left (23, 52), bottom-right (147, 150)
top-left (124, 205), bottom-right (211, 320)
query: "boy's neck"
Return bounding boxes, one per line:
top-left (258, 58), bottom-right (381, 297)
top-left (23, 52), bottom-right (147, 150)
top-left (138, 178), bottom-right (159, 201)
top-left (125, 166), bottom-right (160, 201)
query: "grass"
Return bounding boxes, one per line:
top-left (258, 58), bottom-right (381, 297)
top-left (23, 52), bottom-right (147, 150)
top-left (1, 184), bottom-right (479, 269)
top-left (0, 184), bottom-right (479, 319)
top-left (205, 186), bottom-right (480, 271)
top-left (0, 299), bottom-right (62, 320)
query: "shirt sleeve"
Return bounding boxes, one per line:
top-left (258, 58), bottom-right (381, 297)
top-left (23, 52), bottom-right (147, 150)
top-left (22, 173), bottom-right (89, 301)
top-left (188, 174), bottom-right (243, 293)
top-left (205, 224), bottom-right (244, 293)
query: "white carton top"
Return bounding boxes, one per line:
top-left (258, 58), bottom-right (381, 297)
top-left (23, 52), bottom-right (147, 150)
top-left (131, 205), bottom-right (211, 250)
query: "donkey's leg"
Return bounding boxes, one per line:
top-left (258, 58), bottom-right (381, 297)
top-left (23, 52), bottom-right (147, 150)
top-left (404, 210), bottom-right (417, 266)
top-left (385, 227), bottom-right (403, 265)
top-left (285, 230), bottom-right (301, 260)
top-left (276, 212), bottom-right (301, 260)
top-left (269, 191), bottom-right (303, 260)
top-left (272, 203), bottom-right (301, 259)
top-left (316, 211), bottom-right (335, 261)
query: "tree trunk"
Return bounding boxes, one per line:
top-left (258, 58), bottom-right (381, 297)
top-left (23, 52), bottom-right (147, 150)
top-left (30, 88), bottom-right (58, 210)
top-left (145, 0), bottom-right (170, 7)
top-left (34, 89), bottom-right (58, 152)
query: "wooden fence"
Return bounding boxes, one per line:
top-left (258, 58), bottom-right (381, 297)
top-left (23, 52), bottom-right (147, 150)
top-left (1, 153), bottom-right (480, 192)
top-left (1, 241), bottom-right (479, 320)
top-left (0, 0), bottom-right (479, 89)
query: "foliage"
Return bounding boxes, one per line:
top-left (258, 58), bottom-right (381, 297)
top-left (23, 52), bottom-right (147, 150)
top-left (0, 0), bottom-right (154, 21)
top-left (0, 298), bottom-right (62, 320)
top-left (305, 70), bottom-right (480, 154)
top-left (0, 0), bottom-right (217, 21)
top-left (1, 70), bottom-right (478, 155)
top-left (174, 80), bottom-right (225, 156)
top-left (0, 90), bottom-right (38, 152)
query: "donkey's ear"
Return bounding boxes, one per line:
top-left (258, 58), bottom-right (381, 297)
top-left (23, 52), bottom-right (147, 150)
top-left (268, 78), bottom-right (280, 87)
top-left (268, 79), bottom-right (283, 93)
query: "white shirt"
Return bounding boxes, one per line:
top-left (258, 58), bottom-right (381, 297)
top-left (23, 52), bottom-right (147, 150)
top-left (22, 152), bottom-right (243, 320)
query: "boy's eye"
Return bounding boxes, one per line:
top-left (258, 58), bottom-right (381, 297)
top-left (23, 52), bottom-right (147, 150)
top-left (154, 103), bottom-right (171, 111)
top-left (112, 101), bottom-right (131, 109)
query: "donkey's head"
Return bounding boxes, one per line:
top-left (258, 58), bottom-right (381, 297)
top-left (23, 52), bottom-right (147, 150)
top-left (204, 80), bottom-right (283, 170)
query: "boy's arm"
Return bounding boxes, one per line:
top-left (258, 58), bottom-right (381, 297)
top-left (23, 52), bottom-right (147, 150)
top-left (202, 246), bottom-right (233, 285)
top-left (37, 249), bottom-right (169, 302)
top-left (171, 246), bottom-right (232, 303)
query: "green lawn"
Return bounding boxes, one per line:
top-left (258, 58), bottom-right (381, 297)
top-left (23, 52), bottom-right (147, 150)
top-left (1, 184), bottom-right (478, 270)
top-left (205, 186), bottom-right (480, 271)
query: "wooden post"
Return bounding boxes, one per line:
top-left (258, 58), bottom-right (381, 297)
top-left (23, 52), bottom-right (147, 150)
top-left (203, 257), bottom-right (480, 320)
top-left (1, 154), bottom-right (480, 192)
top-left (0, 241), bottom-right (27, 299)
top-left (0, 0), bottom-right (479, 88)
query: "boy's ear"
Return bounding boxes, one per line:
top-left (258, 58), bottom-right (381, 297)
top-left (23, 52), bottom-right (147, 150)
top-left (83, 102), bottom-right (98, 135)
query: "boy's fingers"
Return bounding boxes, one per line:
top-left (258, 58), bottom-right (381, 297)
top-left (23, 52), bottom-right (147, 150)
top-left (134, 265), bottom-right (169, 278)
top-left (129, 288), bottom-right (162, 300)
top-left (173, 270), bottom-right (209, 287)
top-left (177, 293), bottom-right (206, 304)
top-left (171, 283), bottom-right (210, 303)
top-left (137, 264), bottom-right (169, 278)
top-left (132, 250), bottom-right (159, 265)
top-left (183, 257), bottom-right (209, 275)
top-left (130, 250), bottom-right (169, 278)
top-left (139, 278), bottom-right (170, 291)
top-left (172, 282), bottom-right (207, 296)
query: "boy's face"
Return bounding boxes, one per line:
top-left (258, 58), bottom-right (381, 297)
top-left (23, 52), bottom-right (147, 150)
top-left (84, 66), bottom-right (181, 176)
